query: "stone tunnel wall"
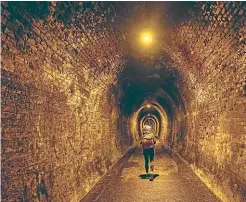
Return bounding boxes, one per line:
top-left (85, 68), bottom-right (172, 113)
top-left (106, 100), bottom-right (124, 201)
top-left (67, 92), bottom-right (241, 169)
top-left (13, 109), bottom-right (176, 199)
top-left (1, 2), bottom-right (131, 202)
top-left (165, 2), bottom-right (246, 202)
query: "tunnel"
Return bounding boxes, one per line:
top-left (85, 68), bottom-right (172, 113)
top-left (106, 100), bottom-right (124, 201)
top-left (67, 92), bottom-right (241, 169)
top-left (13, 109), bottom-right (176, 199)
top-left (1, 2), bottom-right (246, 202)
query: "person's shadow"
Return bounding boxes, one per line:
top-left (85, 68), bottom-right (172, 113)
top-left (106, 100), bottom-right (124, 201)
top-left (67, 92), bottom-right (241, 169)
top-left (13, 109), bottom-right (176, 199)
top-left (138, 174), bottom-right (159, 180)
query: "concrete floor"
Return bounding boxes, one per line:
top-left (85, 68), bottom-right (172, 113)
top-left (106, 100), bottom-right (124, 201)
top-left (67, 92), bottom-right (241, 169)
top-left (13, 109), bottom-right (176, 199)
top-left (81, 141), bottom-right (221, 202)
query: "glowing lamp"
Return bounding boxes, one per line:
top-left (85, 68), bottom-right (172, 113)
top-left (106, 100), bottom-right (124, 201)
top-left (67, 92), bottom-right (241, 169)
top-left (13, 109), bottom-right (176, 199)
top-left (144, 35), bottom-right (150, 41)
top-left (142, 33), bottom-right (152, 44)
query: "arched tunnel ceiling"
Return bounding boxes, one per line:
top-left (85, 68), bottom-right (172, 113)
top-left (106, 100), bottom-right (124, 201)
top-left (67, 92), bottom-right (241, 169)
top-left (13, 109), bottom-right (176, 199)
top-left (3, 1), bottom-right (200, 117)
top-left (113, 2), bottom-right (199, 116)
top-left (117, 54), bottom-right (182, 116)
top-left (138, 106), bottom-right (161, 121)
top-left (2, 2), bottom-right (245, 202)
top-left (113, 1), bottom-right (199, 59)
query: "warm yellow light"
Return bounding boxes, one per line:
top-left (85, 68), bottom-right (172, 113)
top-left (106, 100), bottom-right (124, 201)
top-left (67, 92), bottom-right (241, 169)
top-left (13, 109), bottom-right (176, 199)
top-left (142, 33), bottom-right (152, 43)
top-left (144, 35), bottom-right (150, 41)
top-left (147, 104), bottom-right (151, 108)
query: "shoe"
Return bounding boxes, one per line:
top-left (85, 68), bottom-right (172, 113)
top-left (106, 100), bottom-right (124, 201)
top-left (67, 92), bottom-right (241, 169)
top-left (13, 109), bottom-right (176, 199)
top-left (146, 173), bottom-right (150, 178)
top-left (149, 174), bottom-right (153, 181)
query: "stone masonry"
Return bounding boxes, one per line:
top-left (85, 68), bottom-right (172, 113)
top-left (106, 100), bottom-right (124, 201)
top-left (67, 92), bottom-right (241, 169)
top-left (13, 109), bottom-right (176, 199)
top-left (1, 2), bottom-right (131, 201)
top-left (165, 2), bottom-right (246, 201)
top-left (1, 2), bottom-right (246, 202)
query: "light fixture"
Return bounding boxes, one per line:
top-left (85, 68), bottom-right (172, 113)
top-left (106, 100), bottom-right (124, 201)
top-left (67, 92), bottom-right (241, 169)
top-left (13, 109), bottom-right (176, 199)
top-left (142, 32), bottom-right (152, 44)
top-left (144, 35), bottom-right (150, 41)
top-left (147, 104), bottom-right (151, 108)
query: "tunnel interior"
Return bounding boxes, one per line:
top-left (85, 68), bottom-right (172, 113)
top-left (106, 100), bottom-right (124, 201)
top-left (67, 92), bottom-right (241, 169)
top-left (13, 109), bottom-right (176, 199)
top-left (141, 112), bottom-right (159, 137)
top-left (118, 55), bottom-right (186, 151)
top-left (1, 2), bottom-right (246, 202)
top-left (138, 104), bottom-right (162, 137)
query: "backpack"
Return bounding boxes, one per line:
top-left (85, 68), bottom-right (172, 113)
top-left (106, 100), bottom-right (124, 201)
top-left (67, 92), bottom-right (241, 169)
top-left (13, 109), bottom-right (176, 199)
top-left (142, 133), bottom-right (154, 149)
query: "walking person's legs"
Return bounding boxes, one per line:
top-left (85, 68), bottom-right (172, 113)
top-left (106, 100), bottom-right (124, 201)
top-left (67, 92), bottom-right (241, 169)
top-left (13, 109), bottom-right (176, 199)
top-left (149, 148), bottom-right (155, 181)
top-left (143, 149), bottom-right (149, 175)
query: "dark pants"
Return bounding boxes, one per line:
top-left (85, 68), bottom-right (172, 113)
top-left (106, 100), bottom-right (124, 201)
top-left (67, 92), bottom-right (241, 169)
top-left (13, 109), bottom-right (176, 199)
top-left (143, 148), bottom-right (154, 173)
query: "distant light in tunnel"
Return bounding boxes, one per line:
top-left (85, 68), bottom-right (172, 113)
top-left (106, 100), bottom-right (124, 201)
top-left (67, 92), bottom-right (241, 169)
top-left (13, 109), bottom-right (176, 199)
top-left (147, 104), bottom-right (151, 108)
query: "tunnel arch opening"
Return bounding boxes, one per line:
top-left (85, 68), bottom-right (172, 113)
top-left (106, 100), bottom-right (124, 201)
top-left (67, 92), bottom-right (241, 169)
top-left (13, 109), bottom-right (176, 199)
top-left (127, 87), bottom-right (187, 154)
top-left (142, 115), bottom-right (159, 137)
top-left (116, 52), bottom-right (188, 153)
top-left (130, 101), bottom-right (168, 144)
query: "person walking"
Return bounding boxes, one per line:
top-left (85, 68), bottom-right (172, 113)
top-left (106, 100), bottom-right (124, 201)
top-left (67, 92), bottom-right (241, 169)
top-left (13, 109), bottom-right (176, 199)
top-left (140, 125), bottom-right (156, 181)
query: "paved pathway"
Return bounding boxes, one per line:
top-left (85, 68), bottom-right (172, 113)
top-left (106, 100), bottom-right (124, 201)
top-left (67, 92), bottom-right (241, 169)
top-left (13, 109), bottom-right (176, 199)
top-left (81, 141), bottom-right (221, 202)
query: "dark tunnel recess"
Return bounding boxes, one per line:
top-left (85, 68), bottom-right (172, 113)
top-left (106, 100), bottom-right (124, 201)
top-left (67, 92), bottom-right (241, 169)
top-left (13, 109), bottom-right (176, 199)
top-left (137, 105), bottom-right (161, 138)
top-left (117, 55), bottom-right (184, 116)
top-left (117, 55), bottom-right (187, 151)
